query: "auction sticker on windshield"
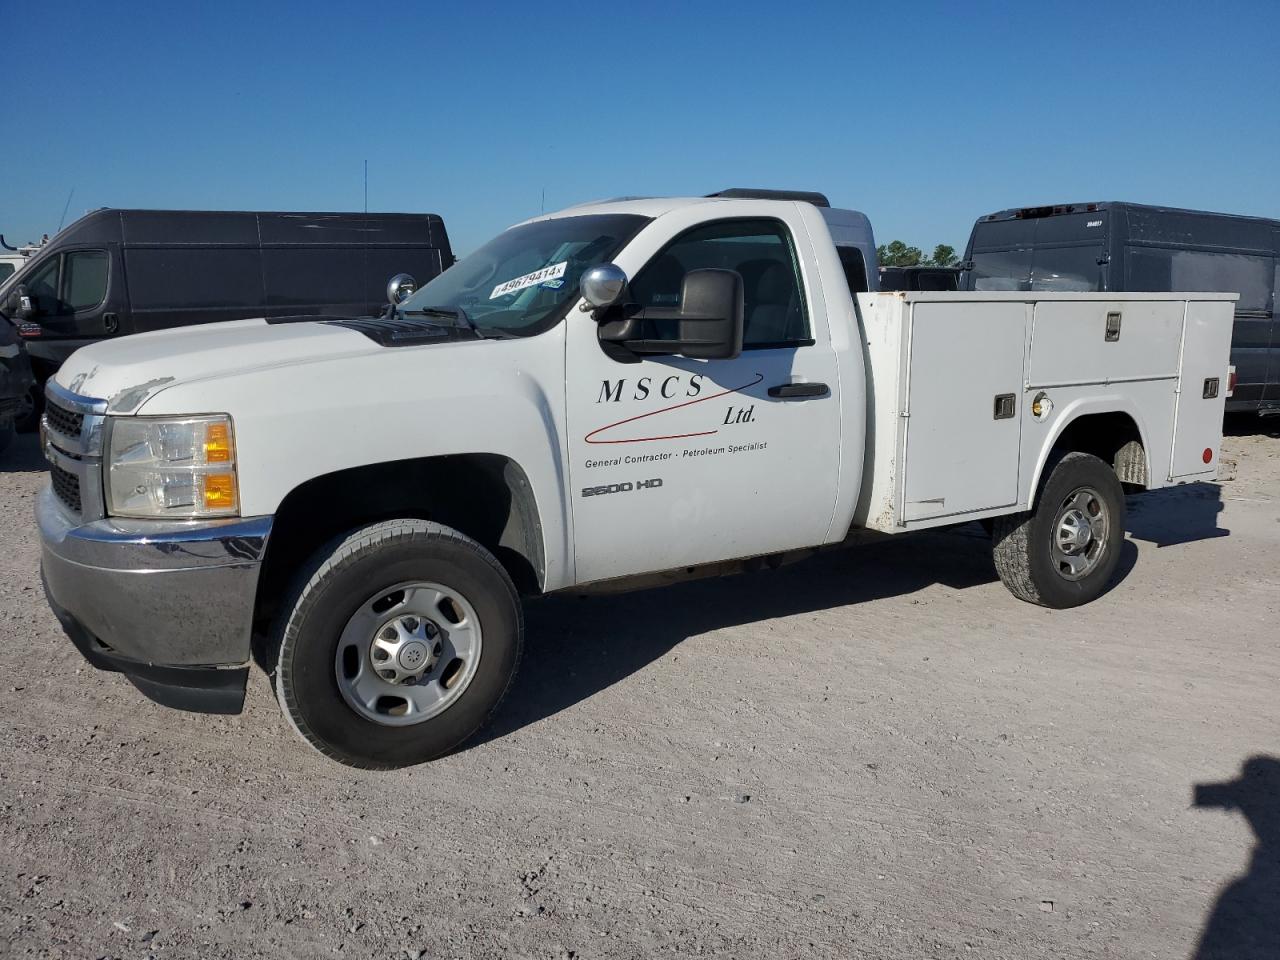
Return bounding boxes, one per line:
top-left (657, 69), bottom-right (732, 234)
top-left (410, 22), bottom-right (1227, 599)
top-left (490, 262), bottom-right (567, 299)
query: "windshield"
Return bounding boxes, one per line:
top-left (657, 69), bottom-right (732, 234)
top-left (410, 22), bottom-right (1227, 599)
top-left (399, 214), bottom-right (649, 337)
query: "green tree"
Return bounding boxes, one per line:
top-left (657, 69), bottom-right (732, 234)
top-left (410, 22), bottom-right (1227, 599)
top-left (929, 244), bottom-right (957, 267)
top-left (876, 240), bottom-right (923, 266)
top-left (875, 240), bottom-right (958, 267)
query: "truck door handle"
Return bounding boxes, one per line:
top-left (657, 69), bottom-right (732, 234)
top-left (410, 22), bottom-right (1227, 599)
top-left (768, 382), bottom-right (829, 399)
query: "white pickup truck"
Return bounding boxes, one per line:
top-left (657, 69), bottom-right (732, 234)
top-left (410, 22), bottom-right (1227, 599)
top-left (36, 190), bottom-right (1233, 768)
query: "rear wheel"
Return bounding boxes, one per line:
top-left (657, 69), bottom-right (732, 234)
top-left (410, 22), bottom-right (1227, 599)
top-left (992, 452), bottom-right (1126, 608)
top-left (0, 419), bottom-right (14, 455)
top-left (274, 519), bottom-right (522, 769)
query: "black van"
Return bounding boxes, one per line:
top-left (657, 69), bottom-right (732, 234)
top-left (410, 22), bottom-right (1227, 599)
top-left (0, 209), bottom-right (453, 425)
top-left (961, 202), bottom-right (1279, 414)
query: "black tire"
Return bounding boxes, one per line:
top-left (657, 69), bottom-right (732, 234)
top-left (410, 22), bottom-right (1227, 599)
top-left (14, 385), bottom-right (42, 433)
top-left (992, 452), bottom-right (1126, 609)
top-left (274, 519), bottom-right (522, 769)
top-left (0, 419), bottom-right (13, 456)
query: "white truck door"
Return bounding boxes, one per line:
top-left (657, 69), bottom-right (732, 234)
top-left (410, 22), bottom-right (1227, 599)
top-left (566, 209), bottom-right (840, 584)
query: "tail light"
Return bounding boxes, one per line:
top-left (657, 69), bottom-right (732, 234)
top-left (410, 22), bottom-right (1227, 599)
top-left (1227, 366), bottom-right (1237, 398)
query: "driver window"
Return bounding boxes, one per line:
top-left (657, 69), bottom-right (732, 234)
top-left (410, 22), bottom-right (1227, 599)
top-left (63, 251), bottom-right (109, 311)
top-left (629, 219), bottom-right (811, 348)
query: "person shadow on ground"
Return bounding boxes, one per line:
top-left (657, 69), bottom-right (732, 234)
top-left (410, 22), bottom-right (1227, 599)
top-left (1191, 755), bottom-right (1280, 959)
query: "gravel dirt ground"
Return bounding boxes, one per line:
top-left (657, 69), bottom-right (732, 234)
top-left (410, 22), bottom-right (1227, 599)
top-left (1, 426), bottom-right (1277, 959)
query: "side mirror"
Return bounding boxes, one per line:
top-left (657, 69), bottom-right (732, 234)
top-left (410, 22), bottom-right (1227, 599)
top-left (386, 273), bottom-right (417, 305)
top-left (13, 284), bottom-right (34, 321)
top-left (580, 263), bottom-right (627, 310)
top-left (673, 269), bottom-right (745, 360)
top-left (600, 268), bottom-right (744, 361)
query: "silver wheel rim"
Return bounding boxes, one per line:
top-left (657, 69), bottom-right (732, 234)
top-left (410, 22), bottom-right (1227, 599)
top-left (334, 580), bottom-right (483, 727)
top-left (1050, 485), bottom-right (1110, 581)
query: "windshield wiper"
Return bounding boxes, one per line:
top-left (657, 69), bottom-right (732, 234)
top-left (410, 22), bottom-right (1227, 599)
top-left (401, 305), bottom-right (519, 340)
top-left (400, 305), bottom-right (484, 339)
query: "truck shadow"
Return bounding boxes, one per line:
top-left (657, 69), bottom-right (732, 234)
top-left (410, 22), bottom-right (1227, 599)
top-left (1190, 755), bottom-right (1280, 959)
top-left (1125, 484), bottom-right (1228, 548)
top-left (475, 528), bottom-right (1137, 748)
top-left (0, 431), bottom-right (45, 474)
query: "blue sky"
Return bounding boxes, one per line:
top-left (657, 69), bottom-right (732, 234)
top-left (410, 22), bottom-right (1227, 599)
top-left (7, 0), bottom-right (1280, 255)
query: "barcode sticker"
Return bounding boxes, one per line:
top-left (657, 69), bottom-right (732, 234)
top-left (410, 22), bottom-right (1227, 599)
top-left (490, 262), bottom-right (567, 299)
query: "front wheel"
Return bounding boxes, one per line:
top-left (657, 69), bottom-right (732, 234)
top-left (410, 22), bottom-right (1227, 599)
top-left (992, 452), bottom-right (1126, 609)
top-left (274, 519), bottom-right (523, 769)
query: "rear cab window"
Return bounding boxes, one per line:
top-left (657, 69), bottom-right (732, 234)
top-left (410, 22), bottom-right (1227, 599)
top-left (837, 247), bottom-right (869, 295)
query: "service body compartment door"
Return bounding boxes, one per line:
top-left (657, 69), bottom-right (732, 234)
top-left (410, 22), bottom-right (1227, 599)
top-left (901, 301), bottom-right (1027, 521)
top-left (1029, 299), bottom-right (1184, 384)
top-left (1170, 300), bottom-right (1234, 479)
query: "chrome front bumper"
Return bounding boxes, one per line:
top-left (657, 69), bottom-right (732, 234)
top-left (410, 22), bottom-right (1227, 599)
top-left (37, 485), bottom-right (273, 713)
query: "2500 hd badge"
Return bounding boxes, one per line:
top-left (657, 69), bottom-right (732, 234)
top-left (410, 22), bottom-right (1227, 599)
top-left (581, 478), bottom-right (664, 497)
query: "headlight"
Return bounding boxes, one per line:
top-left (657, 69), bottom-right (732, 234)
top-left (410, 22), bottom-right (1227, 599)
top-left (106, 415), bottom-right (239, 519)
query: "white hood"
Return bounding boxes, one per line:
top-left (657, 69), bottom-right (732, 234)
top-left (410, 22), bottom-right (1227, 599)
top-left (54, 318), bottom-right (383, 413)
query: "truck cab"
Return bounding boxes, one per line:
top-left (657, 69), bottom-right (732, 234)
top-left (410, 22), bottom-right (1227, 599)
top-left (0, 234), bottom-right (45, 284)
top-left (0, 254), bottom-right (24, 283)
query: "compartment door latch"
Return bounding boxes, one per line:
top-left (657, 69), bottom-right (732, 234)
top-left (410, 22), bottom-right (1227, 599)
top-left (1105, 311), bottom-right (1122, 342)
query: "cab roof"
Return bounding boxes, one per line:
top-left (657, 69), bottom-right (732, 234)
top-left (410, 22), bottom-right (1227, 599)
top-left (522, 194), bottom-right (877, 287)
top-left (529, 196), bottom-right (724, 221)
top-left (529, 194), bottom-right (870, 232)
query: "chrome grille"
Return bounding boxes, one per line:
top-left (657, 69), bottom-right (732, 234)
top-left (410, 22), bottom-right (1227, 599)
top-left (45, 400), bottom-right (84, 440)
top-left (50, 461), bottom-right (83, 513)
top-left (42, 382), bottom-right (109, 522)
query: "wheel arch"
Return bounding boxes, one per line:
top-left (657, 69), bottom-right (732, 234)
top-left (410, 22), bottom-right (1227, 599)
top-left (1027, 399), bottom-right (1152, 500)
top-left (252, 453), bottom-right (546, 645)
